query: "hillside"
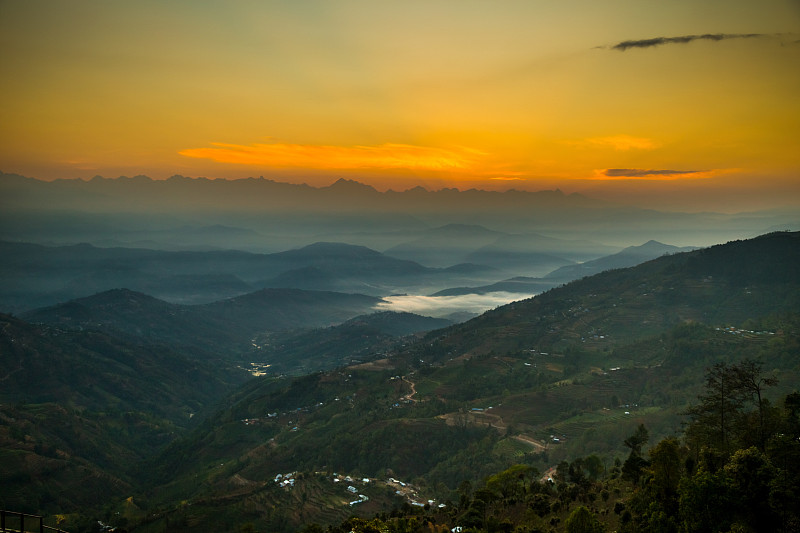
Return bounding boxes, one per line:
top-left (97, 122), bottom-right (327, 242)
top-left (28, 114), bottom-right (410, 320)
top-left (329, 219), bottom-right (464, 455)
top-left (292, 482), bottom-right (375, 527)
top-left (3, 232), bottom-right (798, 532)
top-left (136, 316), bottom-right (799, 532)
top-left (247, 311), bottom-right (453, 375)
top-left (422, 232), bottom-right (799, 358)
top-left (108, 232), bottom-right (800, 532)
top-left (0, 313), bottom-right (250, 515)
top-left (22, 288), bottom-right (383, 357)
top-left (430, 240), bottom-right (692, 297)
top-left (544, 239), bottom-right (695, 282)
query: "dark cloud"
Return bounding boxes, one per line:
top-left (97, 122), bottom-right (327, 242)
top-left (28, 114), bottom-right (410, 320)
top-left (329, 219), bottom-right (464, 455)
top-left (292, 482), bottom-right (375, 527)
top-left (604, 169), bottom-right (701, 177)
top-left (611, 33), bottom-right (765, 51)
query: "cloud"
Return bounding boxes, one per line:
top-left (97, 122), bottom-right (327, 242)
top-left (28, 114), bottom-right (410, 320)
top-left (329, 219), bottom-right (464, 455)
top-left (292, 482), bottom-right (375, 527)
top-left (593, 168), bottom-right (710, 180)
top-left (179, 141), bottom-right (485, 171)
top-left (610, 33), bottom-right (766, 51)
top-left (583, 135), bottom-right (660, 151)
top-left (375, 292), bottom-right (535, 318)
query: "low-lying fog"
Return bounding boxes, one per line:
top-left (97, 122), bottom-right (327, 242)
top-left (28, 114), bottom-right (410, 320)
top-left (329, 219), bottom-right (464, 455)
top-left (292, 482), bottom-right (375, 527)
top-left (375, 291), bottom-right (537, 321)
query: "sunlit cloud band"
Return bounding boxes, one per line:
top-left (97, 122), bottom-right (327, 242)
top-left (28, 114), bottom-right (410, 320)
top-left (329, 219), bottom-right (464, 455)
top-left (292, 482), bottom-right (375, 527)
top-left (180, 142), bottom-right (485, 171)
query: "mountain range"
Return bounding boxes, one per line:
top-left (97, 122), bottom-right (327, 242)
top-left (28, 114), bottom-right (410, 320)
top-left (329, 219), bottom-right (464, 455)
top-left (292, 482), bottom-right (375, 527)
top-left (0, 237), bottom-right (711, 318)
top-left (0, 240), bottom-right (500, 313)
top-left (20, 288), bottom-right (382, 357)
top-left (430, 239), bottom-right (691, 296)
top-left (3, 173), bottom-right (797, 254)
top-left (2, 231), bottom-right (798, 532)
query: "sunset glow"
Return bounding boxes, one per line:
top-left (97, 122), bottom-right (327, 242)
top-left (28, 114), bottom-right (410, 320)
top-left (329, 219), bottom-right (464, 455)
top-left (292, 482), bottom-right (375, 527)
top-left (179, 142), bottom-right (485, 171)
top-left (1, 1), bottom-right (798, 210)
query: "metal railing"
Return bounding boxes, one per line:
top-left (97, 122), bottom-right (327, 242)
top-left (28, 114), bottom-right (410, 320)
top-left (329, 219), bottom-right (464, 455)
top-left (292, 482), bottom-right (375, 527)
top-left (0, 510), bottom-right (69, 533)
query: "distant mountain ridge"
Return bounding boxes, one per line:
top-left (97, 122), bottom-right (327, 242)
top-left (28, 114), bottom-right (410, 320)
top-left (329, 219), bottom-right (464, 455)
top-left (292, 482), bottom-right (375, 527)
top-left (0, 240), bottom-right (502, 312)
top-left (421, 231), bottom-right (800, 358)
top-left (429, 240), bottom-right (694, 296)
top-left (0, 172), bottom-right (593, 214)
top-left (4, 172), bottom-right (793, 252)
top-left (544, 239), bottom-right (695, 281)
top-left (21, 287), bottom-right (382, 356)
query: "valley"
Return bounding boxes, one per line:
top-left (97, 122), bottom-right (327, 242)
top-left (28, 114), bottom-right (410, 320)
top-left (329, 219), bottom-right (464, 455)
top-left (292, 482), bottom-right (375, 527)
top-left (1, 176), bottom-right (798, 532)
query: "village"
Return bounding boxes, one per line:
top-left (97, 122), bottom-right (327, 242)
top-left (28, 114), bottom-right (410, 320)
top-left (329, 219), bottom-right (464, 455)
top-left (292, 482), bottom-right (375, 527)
top-left (270, 470), bottom-right (445, 510)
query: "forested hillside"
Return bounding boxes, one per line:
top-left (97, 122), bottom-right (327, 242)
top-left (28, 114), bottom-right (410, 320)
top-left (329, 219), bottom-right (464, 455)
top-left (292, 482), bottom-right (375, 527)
top-left (105, 232), bottom-right (799, 532)
top-left (3, 232), bottom-right (798, 532)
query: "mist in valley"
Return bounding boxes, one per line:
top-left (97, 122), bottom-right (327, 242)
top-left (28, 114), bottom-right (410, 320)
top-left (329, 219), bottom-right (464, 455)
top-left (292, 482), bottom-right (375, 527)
top-left (2, 173), bottom-right (796, 318)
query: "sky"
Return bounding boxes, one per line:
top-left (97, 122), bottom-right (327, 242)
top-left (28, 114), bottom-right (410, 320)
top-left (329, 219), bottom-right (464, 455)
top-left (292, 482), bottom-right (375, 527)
top-left (1, 1), bottom-right (799, 210)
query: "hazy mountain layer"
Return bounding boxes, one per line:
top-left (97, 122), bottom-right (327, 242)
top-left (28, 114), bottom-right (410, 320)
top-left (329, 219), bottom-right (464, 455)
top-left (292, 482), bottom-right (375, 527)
top-left (429, 240), bottom-right (693, 296)
top-left (21, 288), bottom-right (382, 356)
top-left (3, 173), bottom-right (797, 253)
top-left (0, 240), bottom-right (503, 313)
top-left (544, 239), bottom-right (696, 281)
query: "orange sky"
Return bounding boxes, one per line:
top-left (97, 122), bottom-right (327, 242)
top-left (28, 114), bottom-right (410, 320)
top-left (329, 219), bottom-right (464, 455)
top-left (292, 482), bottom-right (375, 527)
top-left (1, 1), bottom-right (798, 210)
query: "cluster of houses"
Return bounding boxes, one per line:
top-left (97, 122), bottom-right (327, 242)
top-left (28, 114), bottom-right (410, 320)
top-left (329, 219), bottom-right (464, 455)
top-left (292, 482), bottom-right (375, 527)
top-left (386, 477), bottom-right (446, 509)
top-left (274, 470), bottom-right (445, 509)
top-left (716, 326), bottom-right (774, 336)
top-left (274, 472), bottom-right (297, 488)
top-left (330, 473), bottom-right (372, 506)
top-left (241, 412), bottom-right (278, 426)
top-left (347, 489), bottom-right (369, 506)
top-left (241, 400), bottom-right (332, 428)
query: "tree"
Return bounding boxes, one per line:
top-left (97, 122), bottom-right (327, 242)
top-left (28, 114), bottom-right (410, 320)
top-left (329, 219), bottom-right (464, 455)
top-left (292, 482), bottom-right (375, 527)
top-left (685, 362), bottom-right (745, 453)
top-left (648, 437), bottom-right (682, 507)
top-left (342, 518), bottom-right (389, 533)
top-left (485, 464), bottom-right (534, 501)
top-left (622, 424), bottom-right (649, 484)
top-left (724, 447), bottom-right (778, 531)
top-left (583, 454), bottom-right (604, 481)
top-left (626, 437), bottom-right (684, 533)
top-left (564, 506), bottom-right (604, 533)
top-left (684, 359), bottom-right (778, 454)
top-left (678, 466), bottom-right (733, 533)
top-left (730, 359), bottom-right (778, 450)
top-left (457, 479), bottom-right (473, 509)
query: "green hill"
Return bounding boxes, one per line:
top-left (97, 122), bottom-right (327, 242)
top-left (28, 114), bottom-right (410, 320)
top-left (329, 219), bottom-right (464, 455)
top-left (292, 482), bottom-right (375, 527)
top-left (249, 312), bottom-right (453, 375)
top-left (5, 232), bottom-right (800, 532)
top-left (22, 288), bottom-right (382, 357)
top-left (0, 313), bottom-right (249, 515)
top-left (114, 232), bottom-right (800, 532)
